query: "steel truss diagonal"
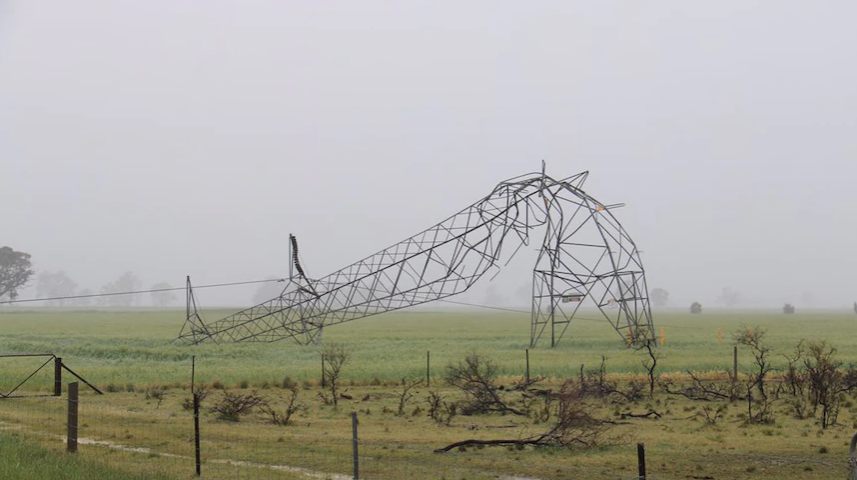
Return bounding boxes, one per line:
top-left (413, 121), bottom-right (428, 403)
top-left (178, 166), bottom-right (654, 348)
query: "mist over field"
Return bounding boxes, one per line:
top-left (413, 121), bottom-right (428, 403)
top-left (2, 1), bottom-right (855, 309)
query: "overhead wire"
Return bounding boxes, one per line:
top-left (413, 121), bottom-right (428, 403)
top-left (4, 275), bottom-right (711, 331)
top-left (0, 277), bottom-right (287, 305)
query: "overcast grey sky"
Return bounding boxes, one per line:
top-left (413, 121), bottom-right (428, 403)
top-left (1, 1), bottom-right (855, 308)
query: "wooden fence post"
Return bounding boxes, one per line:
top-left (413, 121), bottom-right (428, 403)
top-left (321, 356), bottom-right (326, 388)
top-left (54, 357), bottom-right (62, 397)
top-left (67, 382), bottom-right (79, 453)
top-left (525, 349), bottom-right (530, 383)
top-left (733, 346), bottom-right (738, 381)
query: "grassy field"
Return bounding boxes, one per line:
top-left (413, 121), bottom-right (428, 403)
top-left (0, 308), bottom-right (855, 479)
top-left (0, 308), bottom-right (855, 389)
top-left (0, 433), bottom-right (174, 480)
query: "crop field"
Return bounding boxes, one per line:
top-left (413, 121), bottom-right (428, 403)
top-left (0, 308), bottom-right (856, 479)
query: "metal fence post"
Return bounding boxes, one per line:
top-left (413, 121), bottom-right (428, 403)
top-left (637, 443), bottom-right (646, 480)
top-left (194, 392), bottom-right (201, 476)
top-left (426, 350), bottom-right (430, 387)
top-left (54, 357), bottom-right (62, 397)
top-left (67, 382), bottom-right (79, 453)
top-left (352, 412), bottom-right (359, 480)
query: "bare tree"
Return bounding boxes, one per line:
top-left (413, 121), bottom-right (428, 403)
top-left (319, 343), bottom-right (350, 408)
top-left (635, 337), bottom-right (662, 397)
top-left (733, 325), bottom-right (774, 423)
top-left (781, 341), bottom-right (810, 418)
top-left (395, 378), bottom-right (424, 415)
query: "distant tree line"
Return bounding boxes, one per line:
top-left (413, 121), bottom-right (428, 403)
top-left (1, 245), bottom-right (176, 307)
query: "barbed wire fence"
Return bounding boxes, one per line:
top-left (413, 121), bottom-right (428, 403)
top-left (1, 282), bottom-right (854, 478)
top-left (0, 374), bottom-right (853, 479)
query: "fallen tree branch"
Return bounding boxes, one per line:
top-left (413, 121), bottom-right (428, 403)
top-left (620, 410), bottom-right (661, 420)
top-left (436, 380), bottom-right (614, 453)
top-left (434, 437), bottom-right (545, 453)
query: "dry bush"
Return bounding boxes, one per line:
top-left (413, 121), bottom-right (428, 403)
top-left (580, 356), bottom-right (642, 403)
top-left (210, 391), bottom-right (268, 421)
top-left (182, 385), bottom-right (210, 411)
top-left (803, 340), bottom-right (857, 428)
top-left (445, 351), bottom-right (525, 416)
top-left (660, 371), bottom-right (740, 402)
top-left (427, 390), bottom-right (457, 425)
top-left (145, 386), bottom-right (168, 409)
top-left (700, 404), bottom-right (727, 426)
top-left (733, 325), bottom-right (775, 424)
top-left (319, 343), bottom-right (349, 408)
top-left (261, 384), bottom-right (304, 426)
top-left (395, 378), bottom-right (423, 415)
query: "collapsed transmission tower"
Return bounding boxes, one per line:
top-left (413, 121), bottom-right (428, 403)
top-left (179, 164), bottom-right (654, 347)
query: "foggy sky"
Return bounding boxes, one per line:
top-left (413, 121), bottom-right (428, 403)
top-left (2, 1), bottom-right (855, 308)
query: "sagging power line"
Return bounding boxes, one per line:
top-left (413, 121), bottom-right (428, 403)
top-left (0, 277), bottom-right (287, 305)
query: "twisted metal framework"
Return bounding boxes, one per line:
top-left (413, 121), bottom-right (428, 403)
top-left (179, 166), bottom-right (653, 347)
top-left (178, 276), bottom-right (211, 345)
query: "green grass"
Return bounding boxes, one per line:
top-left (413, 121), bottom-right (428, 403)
top-left (0, 308), bottom-right (855, 480)
top-left (0, 434), bottom-right (175, 480)
top-left (0, 308), bottom-right (854, 390)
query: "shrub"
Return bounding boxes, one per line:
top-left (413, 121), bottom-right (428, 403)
top-left (210, 392), bottom-right (268, 422)
top-left (144, 386), bottom-right (168, 409)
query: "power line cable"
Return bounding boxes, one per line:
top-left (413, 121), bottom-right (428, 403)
top-left (0, 277), bottom-right (287, 305)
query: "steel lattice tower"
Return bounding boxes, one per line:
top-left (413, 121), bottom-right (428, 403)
top-left (179, 165), bottom-right (654, 348)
